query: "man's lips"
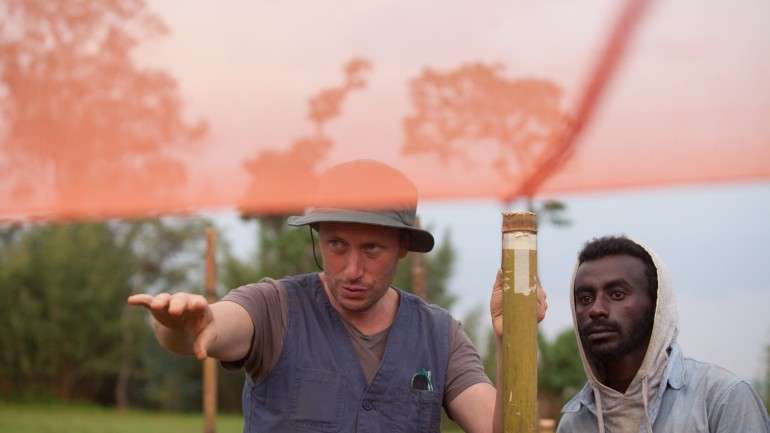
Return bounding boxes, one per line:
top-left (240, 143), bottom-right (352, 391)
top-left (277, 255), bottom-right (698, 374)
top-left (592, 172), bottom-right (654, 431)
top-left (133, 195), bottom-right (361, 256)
top-left (340, 285), bottom-right (367, 297)
top-left (584, 326), bottom-right (618, 341)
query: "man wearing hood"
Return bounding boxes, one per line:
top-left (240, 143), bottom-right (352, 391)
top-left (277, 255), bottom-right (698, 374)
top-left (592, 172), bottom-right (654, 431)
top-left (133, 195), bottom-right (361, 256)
top-left (557, 235), bottom-right (769, 433)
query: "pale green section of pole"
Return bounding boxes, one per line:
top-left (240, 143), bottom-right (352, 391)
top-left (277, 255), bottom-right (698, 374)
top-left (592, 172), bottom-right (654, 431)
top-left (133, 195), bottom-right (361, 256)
top-left (502, 212), bottom-right (539, 433)
top-left (204, 228), bottom-right (218, 433)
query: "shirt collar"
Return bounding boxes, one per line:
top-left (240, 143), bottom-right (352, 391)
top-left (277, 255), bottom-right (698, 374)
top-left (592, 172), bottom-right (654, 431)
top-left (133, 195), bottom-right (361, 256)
top-left (563, 342), bottom-right (686, 414)
top-left (665, 342), bottom-right (685, 390)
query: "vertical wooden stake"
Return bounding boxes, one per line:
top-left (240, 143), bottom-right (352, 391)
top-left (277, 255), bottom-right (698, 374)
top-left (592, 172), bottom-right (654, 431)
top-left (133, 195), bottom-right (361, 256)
top-left (203, 228), bottom-right (218, 433)
top-left (501, 212), bottom-right (539, 432)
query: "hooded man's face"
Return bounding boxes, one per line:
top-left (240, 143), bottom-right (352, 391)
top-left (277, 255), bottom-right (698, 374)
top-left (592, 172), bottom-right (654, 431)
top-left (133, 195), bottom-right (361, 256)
top-left (574, 254), bottom-right (655, 362)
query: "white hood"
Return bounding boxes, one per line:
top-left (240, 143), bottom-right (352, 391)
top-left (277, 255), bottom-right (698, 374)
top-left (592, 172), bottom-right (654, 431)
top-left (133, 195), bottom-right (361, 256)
top-left (569, 239), bottom-right (679, 433)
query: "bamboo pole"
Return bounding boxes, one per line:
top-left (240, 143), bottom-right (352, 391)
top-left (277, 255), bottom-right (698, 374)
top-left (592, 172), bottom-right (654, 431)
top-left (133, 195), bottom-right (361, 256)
top-left (203, 228), bottom-right (218, 433)
top-left (501, 212), bottom-right (539, 432)
top-left (410, 216), bottom-right (428, 301)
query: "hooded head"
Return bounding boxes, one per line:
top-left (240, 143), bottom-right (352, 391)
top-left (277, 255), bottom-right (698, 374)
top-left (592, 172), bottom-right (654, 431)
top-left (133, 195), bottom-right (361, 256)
top-left (570, 236), bottom-right (678, 433)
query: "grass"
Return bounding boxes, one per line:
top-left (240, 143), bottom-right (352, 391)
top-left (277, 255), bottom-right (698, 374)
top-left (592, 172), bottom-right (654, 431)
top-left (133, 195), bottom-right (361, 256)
top-left (0, 402), bottom-right (465, 433)
top-left (0, 402), bottom-right (244, 433)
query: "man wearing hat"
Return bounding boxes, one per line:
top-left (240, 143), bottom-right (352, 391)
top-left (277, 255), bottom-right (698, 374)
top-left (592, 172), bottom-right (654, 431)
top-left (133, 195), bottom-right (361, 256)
top-left (128, 160), bottom-right (546, 433)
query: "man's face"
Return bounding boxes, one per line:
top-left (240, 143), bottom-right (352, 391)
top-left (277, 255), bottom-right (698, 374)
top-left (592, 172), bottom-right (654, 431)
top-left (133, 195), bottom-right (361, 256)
top-left (318, 222), bottom-right (407, 314)
top-left (574, 254), bottom-right (655, 362)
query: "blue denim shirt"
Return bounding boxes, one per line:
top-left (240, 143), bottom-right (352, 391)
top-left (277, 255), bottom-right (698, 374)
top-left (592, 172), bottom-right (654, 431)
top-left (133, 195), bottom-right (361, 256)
top-left (557, 343), bottom-right (770, 433)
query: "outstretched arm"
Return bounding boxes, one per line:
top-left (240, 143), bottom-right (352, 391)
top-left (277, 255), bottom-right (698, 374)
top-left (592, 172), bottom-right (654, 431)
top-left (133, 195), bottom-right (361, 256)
top-left (127, 292), bottom-right (252, 361)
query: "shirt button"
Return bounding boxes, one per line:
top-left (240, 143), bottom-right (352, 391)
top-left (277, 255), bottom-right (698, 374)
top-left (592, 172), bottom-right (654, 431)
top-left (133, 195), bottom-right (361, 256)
top-left (362, 399), bottom-right (374, 411)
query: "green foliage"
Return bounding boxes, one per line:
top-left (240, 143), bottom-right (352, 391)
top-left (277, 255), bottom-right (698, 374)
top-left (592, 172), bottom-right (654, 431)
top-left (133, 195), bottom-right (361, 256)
top-left (0, 223), bottom-right (135, 399)
top-left (393, 228), bottom-right (458, 310)
top-left (524, 199), bottom-right (571, 227)
top-left (0, 218), bottom-right (209, 409)
top-left (458, 305), bottom-right (485, 349)
top-left (136, 337), bottom-right (202, 412)
top-left (539, 328), bottom-right (585, 403)
top-left (482, 328), bottom-right (498, 384)
top-left (222, 216), bottom-right (317, 290)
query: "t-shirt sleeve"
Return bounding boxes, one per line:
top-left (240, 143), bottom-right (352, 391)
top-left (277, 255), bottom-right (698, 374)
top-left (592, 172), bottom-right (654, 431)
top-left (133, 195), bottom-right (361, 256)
top-left (219, 279), bottom-right (288, 383)
top-left (444, 318), bottom-right (493, 407)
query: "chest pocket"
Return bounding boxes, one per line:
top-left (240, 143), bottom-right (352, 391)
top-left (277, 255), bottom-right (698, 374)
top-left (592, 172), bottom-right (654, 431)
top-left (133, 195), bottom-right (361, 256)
top-left (290, 367), bottom-right (343, 432)
top-left (412, 389), bottom-right (442, 433)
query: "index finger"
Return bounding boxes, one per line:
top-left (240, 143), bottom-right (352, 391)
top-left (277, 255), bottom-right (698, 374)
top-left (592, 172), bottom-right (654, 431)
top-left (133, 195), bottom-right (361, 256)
top-left (127, 293), bottom-right (154, 307)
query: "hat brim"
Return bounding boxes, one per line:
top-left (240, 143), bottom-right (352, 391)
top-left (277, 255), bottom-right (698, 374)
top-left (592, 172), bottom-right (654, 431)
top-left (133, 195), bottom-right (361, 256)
top-left (287, 211), bottom-right (434, 253)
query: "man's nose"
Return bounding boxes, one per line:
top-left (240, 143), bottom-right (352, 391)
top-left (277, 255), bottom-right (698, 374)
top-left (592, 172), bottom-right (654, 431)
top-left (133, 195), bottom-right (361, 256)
top-left (588, 296), bottom-right (608, 319)
top-left (342, 251), bottom-right (364, 280)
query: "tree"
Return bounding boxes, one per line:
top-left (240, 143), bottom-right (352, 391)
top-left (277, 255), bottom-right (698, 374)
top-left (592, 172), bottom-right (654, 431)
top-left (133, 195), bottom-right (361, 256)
top-left (0, 0), bottom-right (205, 213)
top-left (403, 62), bottom-right (568, 192)
top-left (538, 328), bottom-right (585, 417)
top-left (393, 228), bottom-right (457, 310)
top-left (0, 223), bottom-right (135, 400)
top-left (113, 218), bottom-right (209, 409)
top-left (404, 61), bottom-right (574, 226)
top-left (239, 58), bottom-right (371, 214)
top-left (0, 218), bottom-right (209, 408)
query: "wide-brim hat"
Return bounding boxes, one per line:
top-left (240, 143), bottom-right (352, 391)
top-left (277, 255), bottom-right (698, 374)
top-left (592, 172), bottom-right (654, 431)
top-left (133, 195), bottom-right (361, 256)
top-left (287, 160), bottom-right (435, 253)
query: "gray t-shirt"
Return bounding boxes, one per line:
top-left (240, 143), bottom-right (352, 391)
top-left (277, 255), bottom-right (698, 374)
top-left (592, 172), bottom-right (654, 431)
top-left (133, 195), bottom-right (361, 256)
top-left (222, 279), bottom-right (491, 406)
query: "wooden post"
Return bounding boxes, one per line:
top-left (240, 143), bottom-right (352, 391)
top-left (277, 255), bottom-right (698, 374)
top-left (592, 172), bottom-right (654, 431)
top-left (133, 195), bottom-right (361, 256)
top-left (501, 212), bottom-right (539, 432)
top-left (203, 228), bottom-right (218, 433)
top-left (410, 216), bottom-right (428, 301)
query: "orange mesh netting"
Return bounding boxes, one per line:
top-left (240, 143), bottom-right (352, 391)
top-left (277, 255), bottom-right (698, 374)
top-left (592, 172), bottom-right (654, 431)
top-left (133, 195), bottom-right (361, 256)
top-left (1, 0), bottom-right (768, 221)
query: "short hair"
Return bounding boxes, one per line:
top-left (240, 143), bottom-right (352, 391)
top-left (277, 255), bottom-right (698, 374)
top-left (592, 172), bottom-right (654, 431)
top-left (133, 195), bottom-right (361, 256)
top-left (578, 235), bottom-right (658, 302)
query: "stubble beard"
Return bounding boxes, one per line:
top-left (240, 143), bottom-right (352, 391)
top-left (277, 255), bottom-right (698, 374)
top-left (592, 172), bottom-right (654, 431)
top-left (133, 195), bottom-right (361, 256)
top-left (326, 276), bottom-right (383, 314)
top-left (581, 309), bottom-right (654, 364)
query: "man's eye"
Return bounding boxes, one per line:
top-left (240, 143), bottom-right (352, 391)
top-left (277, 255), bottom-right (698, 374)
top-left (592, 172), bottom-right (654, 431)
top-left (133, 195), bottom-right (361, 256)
top-left (578, 295), bottom-right (593, 305)
top-left (363, 244), bottom-right (382, 255)
top-left (328, 240), bottom-right (345, 250)
top-left (610, 291), bottom-right (625, 300)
